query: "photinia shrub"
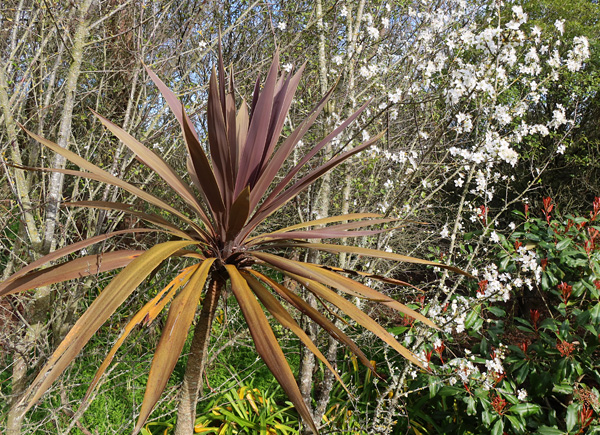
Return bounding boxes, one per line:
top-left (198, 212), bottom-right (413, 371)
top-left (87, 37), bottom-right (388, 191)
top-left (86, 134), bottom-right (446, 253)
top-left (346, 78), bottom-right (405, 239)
top-left (397, 197), bottom-right (600, 434)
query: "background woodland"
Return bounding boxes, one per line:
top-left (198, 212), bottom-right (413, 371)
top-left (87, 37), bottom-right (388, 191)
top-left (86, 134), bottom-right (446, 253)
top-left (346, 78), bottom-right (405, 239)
top-left (1, 0), bottom-right (600, 433)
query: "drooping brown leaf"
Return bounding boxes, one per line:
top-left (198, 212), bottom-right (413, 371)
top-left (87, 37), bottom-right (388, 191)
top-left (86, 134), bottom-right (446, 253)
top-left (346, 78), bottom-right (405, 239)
top-left (85, 264), bottom-right (200, 401)
top-left (0, 229), bottom-right (153, 291)
top-left (0, 250), bottom-right (144, 297)
top-left (19, 126), bottom-right (206, 237)
top-left (250, 270), bottom-right (375, 372)
top-left (242, 272), bottom-right (350, 395)
top-left (225, 265), bottom-right (319, 434)
top-left (252, 252), bottom-right (436, 328)
top-left (20, 240), bottom-right (197, 412)
top-left (135, 258), bottom-right (215, 432)
top-left (287, 272), bottom-right (426, 369)
top-left (65, 200), bottom-right (192, 240)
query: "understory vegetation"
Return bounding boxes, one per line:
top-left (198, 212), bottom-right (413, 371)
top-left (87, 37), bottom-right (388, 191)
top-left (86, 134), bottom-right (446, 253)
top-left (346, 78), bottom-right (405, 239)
top-left (1, 0), bottom-right (599, 434)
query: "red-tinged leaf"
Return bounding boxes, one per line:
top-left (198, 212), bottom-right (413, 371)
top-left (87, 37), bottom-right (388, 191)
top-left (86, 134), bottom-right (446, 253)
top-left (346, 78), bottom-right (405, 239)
top-left (257, 71), bottom-right (289, 170)
top-left (317, 264), bottom-right (422, 291)
top-left (247, 213), bottom-right (382, 242)
top-left (186, 157), bottom-right (204, 203)
top-left (225, 88), bottom-right (237, 189)
top-left (64, 200), bottom-right (193, 240)
top-left (12, 165), bottom-right (196, 240)
top-left (180, 104), bottom-right (226, 223)
top-left (173, 250), bottom-right (206, 260)
top-left (0, 228), bottom-right (154, 291)
top-left (20, 240), bottom-right (197, 412)
top-left (143, 65), bottom-right (200, 142)
top-left (260, 64), bottom-right (305, 175)
top-left (135, 258), bottom-right (215, 431)
top-left (249, 74), bottom-right (261, 122)
top-left (0, 250), bottom-right (144, 297)
top-left (245, 131), bottom-right (383, 238)
top-left (249, 226), bottom-right (397, 244)
top-left (235, 52), bottom-right (279, 196)
top-left (225, 265), bottom-right (318, 434)
top-left (255, 99), bottom-right (371, 214)
top-left (252, 252), bottom-right (436, 328)
top-left (251, 252), bottom-right (384, 301)
top-left (255, 229), bottom-right (390, 242)
top-left (235, 100), bottom-right (249, 173)
top-left (250, 217), bottom-right (402, 244)
top-left (19, 126), bottom-right (206, 237)
top-left (207, 67), bottom-right (230, 201)
top-left (242, 272), bottom-right (350, 395)
top-left (248, 85), bottom-right (335, 212)
top-left (249, 270), bottom-right (374, 372)
top-left (304, 265), bottom-right (435, 328)
top-left (261, 131), bottom-right (384, 220)
top-left (144, 65), bottom-right (224, 221)
top-left (287, 272), bottom-right (426, 369)
top-left (91, 110), bottom-right (213, 231)
top-left (85, 264), bottom-right (199, 400)
top-left (217, 37), bottom-right (227, 116)
top-left (278, 242), bottom-right (473, 277)
top-left (227, 186), bottom-right (250, 239)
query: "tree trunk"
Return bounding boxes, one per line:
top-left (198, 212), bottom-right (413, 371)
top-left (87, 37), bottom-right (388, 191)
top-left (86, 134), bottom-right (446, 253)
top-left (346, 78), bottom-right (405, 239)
top-left (42, 0), bottom-right (94, 254)
top-left (174, 275), bottom-right (224, 435)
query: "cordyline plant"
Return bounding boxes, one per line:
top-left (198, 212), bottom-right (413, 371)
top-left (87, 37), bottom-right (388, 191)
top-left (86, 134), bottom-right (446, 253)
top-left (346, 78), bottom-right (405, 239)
top-left (1, 47), bottom-right (466, 434)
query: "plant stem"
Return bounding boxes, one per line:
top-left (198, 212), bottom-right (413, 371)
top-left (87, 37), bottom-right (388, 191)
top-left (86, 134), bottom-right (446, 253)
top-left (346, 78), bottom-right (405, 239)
top-left (174, 274), bottom-right (224, 435)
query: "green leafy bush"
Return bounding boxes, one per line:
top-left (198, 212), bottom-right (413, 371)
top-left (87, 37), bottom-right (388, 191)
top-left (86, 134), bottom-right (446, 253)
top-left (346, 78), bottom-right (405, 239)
top-left (400, 197), bottom-right (600, 434)
top-left (193, 381), bottom-right (299, 434)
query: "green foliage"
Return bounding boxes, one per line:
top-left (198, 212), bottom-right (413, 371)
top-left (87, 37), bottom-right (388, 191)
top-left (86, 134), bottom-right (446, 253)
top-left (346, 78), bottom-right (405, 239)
top-left (321, 352), bottom-right (382, 434)
top-left (193, 382), bottom-right (299, 434)
top-left (400, 197), bottom-right (600, 434)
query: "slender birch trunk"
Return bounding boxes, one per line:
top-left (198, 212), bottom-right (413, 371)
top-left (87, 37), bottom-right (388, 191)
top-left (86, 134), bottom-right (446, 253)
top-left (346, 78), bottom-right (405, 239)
top-left (42, 0), bottom-right (95, 254)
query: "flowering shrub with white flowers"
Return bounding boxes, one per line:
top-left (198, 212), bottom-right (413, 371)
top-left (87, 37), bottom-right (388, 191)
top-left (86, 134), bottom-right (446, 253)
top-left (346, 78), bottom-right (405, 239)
top-left (363, 197), bottom-right (600, 434)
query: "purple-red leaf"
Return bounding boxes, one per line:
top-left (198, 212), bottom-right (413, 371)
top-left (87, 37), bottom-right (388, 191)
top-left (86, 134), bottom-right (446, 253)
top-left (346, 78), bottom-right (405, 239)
top-left (235, 52), bottom-right (279, 195)
top-left (91, 110), bottom-right (212, 230)
top-left (226, 186), bottom-right (250, 238)
top-left (254, 99), bottom-right (371, 215)
top-left (248, 85), bottom-right (335, 212)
